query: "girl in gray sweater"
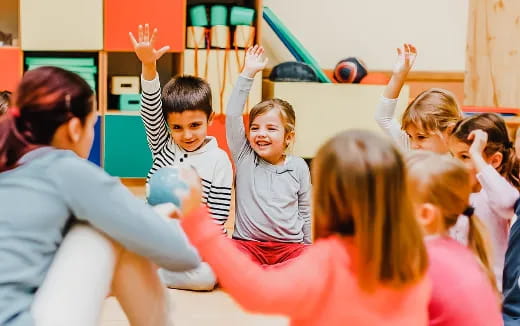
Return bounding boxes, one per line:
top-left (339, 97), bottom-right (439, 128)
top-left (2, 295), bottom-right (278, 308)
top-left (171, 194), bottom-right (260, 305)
top-left (226, 46), bottom-right (312, 265)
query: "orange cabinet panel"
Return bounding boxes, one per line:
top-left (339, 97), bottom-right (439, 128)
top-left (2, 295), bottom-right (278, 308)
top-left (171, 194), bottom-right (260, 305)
top-left (0, 47), bottom-right (22, 92)
top-left (104, 0), bottom-right (186, 52)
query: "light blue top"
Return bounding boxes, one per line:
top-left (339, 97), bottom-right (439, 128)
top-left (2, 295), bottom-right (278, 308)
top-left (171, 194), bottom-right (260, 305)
top-left (0, 147), bottom-right (200, 326)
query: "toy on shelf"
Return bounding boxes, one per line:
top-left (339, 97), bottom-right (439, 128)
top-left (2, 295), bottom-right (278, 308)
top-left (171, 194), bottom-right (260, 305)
top-left (263, 7), bottom-right (331, 83)
top-left (231, 6), bottom-right (255, 49)
top-left (333, 57), bottom-right (368, 83)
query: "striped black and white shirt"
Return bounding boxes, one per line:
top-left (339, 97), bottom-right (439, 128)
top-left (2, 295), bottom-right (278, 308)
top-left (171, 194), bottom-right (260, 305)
top-left (140, 75), bottom-right (233, 228)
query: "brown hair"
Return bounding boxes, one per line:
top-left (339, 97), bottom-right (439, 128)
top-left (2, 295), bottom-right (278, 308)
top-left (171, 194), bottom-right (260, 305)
top-left (402, 88), bottom-right (462, 135)
top-left (0, 66), bottom-right (94, 172)
top-left (406, 151), bottom-right (497, 291)
top-left (0, 90), bottom-right (11, 115)
top-left (451, 113), bottom-right (520, 189)
top-left (161, 75), bottom-right (212, 119)
top-left (249, 98), bottom-right (296, 148)
top-left (313, 130), bottom-right (428, 292)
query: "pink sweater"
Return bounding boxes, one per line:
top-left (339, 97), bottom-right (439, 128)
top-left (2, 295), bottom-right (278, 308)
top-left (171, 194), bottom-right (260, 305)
top-left (426, 236), bottom-right (502, 326)
top-left (182, 207), bottom-right (431, 326)
top-left (450, 164), bottom-right (519, 289)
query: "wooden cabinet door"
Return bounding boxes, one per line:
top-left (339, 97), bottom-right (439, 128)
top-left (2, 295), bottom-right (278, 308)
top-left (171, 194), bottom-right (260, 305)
top-left (20, 0), bottom-right (103, 50)
top-left (104, 0), bottom-right (186, 52)
top-left (0, 47), bottom-right (22, 91)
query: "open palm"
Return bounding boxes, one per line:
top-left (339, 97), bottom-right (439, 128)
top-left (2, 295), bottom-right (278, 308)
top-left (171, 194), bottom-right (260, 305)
top-left (243, 45), bottom-right (268, 76)
top-left (129, 24), bottom-right (170, 66)
top-left (393, 43), bottom-right (417, 76)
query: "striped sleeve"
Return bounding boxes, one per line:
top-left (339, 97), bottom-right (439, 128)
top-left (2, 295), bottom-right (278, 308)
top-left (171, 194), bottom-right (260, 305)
top-left (140, 75), bottom-right (170, 158)
top-left (201, 152), bottom-right (233, 229)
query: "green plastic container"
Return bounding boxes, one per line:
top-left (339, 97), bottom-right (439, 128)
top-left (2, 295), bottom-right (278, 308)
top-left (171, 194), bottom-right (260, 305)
top-left (230, 6), bottom-right (255, 26)
top-left (25, 57), bottom-right (95, 67)
top-left (119, 94), bottom-right (141, 111)
top-left (210, 5), bottom-right (228, 26)
top-left (189, 5), bottom-right (208, 27)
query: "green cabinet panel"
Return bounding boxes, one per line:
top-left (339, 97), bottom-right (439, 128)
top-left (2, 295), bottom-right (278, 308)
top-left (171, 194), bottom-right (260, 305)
top-left (104, 115), bottom-right (152, 178)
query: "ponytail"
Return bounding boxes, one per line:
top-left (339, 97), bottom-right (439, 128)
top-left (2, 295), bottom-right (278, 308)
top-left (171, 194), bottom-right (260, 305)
top-left (466, 211), bottom-right (498, 294)
top-left (498, 145), bottom-right (520, 190)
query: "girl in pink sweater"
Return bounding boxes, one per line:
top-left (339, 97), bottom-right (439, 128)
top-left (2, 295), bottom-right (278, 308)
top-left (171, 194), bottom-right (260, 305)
top-left (179, 130), bottom-right (430, 326)
top-left (407, 151), bottom-right (502, 326)
top-left (449, 113), bottom-right (520, 290)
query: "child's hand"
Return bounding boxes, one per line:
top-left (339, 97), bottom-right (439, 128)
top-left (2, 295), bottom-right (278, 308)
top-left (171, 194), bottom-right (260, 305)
top-left (129, 24), bottom-right (170, 75)
top-left (242, 45), bottom-right (268, 78)
top-left (468, 129), bottom-right (488, 158)
top-left (177, 167), bottom-right (203, 217)
top-left (392, 43), bottom-right (417, 77)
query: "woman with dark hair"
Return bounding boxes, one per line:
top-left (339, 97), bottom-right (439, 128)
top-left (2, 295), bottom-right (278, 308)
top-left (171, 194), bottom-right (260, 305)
top-left (0, 67), bottom-right (200, 326)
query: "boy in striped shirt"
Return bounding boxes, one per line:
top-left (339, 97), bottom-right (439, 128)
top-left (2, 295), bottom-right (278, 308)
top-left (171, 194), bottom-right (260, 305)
top-left (130, 24), bottom-right (232, 290)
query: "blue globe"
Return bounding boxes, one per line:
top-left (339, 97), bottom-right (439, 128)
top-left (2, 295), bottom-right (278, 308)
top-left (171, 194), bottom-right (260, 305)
top-left (147, 166), bottom-right (189, 207)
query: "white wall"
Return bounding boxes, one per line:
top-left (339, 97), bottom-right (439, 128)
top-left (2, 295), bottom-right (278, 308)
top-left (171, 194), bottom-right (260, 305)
top-left (262, 0), bottom-right (469, 71)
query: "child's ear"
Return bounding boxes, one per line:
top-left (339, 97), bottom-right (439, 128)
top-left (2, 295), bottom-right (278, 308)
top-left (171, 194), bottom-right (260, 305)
top-left (208, 112), bottom-right (215, 126)
top-left (489, 151), bottom-right (503, 169)
top-left (67, 117), bottom-right (82, 143)
top-left (285, 130), bottom-right (295, 147)
top-left (415, 203), bottom-right (440, 234)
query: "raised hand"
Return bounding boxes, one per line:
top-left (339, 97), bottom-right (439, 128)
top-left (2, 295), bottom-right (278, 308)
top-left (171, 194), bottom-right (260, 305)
top-left (242, 45), bottom-right (269, 78)
top-left (129, 24), bottom-right (170, 80)
top-left (468, 129), bottom-right (488, 158)
top-left (393, 43), bottom-right (417, 77)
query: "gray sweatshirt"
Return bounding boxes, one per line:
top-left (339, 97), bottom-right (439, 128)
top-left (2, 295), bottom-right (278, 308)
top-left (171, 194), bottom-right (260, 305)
top-left (0, 147), bottom-right (200, 326)
top-left (226, 75), bottom-right (312, 244)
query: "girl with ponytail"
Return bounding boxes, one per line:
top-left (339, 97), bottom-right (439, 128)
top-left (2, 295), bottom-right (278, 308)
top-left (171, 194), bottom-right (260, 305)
top-left (448, 113), bottom-right (520, 291)
top-left (407, 151), bottom-right (502, 326)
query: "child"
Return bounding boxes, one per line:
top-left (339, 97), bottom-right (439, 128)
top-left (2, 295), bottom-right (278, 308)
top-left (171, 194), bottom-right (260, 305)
top-left (449, 113), bottom-right (520, 290)
top-left (225, 45), bottom-right (312, 264)
top-left (129, 24), bottom-right (232, 290)
top-left (0, 90), bottom-right (10, 115)
top-left (375, 44), bottom-right (462, 153)
top-left (502, 199), bottom-right (520, 325)
top-left (407, 151), bottom-right (502, 326)
top-left (0, 66), bottom-right (200, 325)
top-left (179, 129), bottom-right (430, 325)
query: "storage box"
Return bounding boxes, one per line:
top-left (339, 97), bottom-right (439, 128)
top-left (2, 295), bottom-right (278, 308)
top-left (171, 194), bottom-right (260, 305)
top-left (111, 76), bottom-right (140, 94)
top-left (119, 94), bottom-right (141, 111)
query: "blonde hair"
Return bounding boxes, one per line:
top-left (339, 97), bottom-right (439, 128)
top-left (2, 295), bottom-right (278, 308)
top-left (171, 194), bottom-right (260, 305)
top-left (313, 130), bottom-right (428, 292)
top-left (402, 88), bottom-right (462, 135)
top-left (249, 98), bottom-right (295, 148)
top-left (406, 151), bottom-right (497, 292)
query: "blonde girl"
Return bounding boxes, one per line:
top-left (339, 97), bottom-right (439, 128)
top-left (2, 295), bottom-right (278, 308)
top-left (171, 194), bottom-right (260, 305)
top-left (407, 151), bottom-right (502, 325)
top-left (375, 44), bottom-right (462, 153)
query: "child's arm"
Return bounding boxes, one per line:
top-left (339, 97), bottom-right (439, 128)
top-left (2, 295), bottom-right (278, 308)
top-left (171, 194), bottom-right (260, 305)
top-left (54, 157), bottom-right (200, 272)
top-left (469, 130), bottom-right (520, 217)
top-left (129, 24), bottom-right (171, 158)
top-left (226, 46), bottom-right (268, 162)
top-left (374, 44), bottom-right (416, 150)
top-left (206, 151), bottom-right (233, 229)
top-left (181, 206), bottom-right (326, 316)
top-left (298, 162), bottom-right (312, 244)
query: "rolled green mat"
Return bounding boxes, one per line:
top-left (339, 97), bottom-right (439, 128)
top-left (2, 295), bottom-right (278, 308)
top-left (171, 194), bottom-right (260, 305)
top-left (210, 5), bottom-right (228, 26)
top-left (189, 5), bottom-right (208, 27)
top-left (119, 94), bottom-right (141, 111)
top-left (25, 57), bottom-right (95, 67)
top-left (230, 6), bottom-right (255, 26)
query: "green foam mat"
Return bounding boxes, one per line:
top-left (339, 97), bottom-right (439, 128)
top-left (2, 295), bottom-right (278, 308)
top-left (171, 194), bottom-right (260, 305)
top-left (25, 57), bottom-right (95, 67)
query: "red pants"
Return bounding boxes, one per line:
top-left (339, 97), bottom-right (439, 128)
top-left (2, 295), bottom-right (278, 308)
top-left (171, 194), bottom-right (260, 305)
top-left (232, 239), bottom-right (307, 265)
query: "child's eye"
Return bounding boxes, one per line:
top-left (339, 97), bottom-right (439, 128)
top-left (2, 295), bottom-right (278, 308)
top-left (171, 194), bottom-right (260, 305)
top-left (250, 127), bottom-right (258, 131)
top-left (417, 135), bottom-right (427, 140)
top-left (190, 123), bottom-right (202, 128)
top-left (461, 154), bottom-right (471, 160)
top-left (268, 128), bottom-right (277, 131)
top-left (171, 125), bottom-right (181, 130)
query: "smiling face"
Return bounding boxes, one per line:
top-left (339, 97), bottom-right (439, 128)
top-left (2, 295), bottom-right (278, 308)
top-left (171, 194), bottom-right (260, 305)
top-left (167, 110), bottom-right (213, 152)
top-left (248, 108), bottom-right (293, 165)
top-left (405, 124), bottom-right (449, 153)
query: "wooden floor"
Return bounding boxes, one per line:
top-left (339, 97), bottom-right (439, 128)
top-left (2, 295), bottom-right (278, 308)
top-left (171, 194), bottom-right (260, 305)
top-left (100, 289), bottom-right (288, 325)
